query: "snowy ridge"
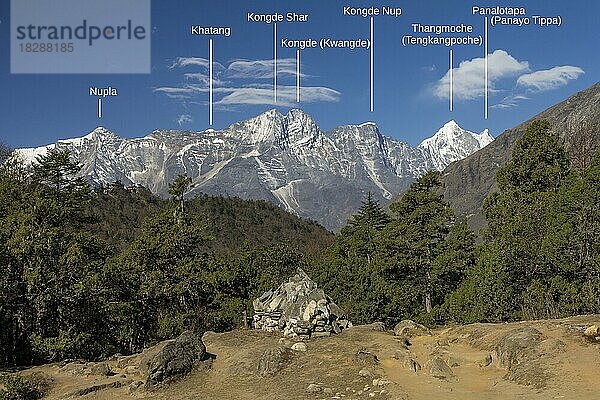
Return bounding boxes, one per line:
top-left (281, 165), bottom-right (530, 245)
top-left (15, 109), bottom-right (492, 230)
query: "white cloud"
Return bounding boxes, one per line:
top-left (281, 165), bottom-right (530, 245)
top-left (433, 49), bottom-right (529, 100)
top-left (517, 66), bottom-right (584, 91)
top-left (226, 59), bottom-right (303, 79)
top-left (216, 86), bottom-right (340, 107)
top-left (153, 86), bottom-right (197, 99)
top-left (169, 57), bottom-right (301, 80)
top-left (490, 94), bottom-right (530, 109)
top-left (176, 114), bottom-right (193, 126)
top-left (169, 57), bottom-right (225, 72)
top-left (157, 57), bottom-right (339, 107)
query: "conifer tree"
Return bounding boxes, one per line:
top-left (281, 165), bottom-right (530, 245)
top-left (380, 171), bottom-right (455, 314)
top-left (168, 174), bottom-right (193, 214)
top-left (448, 120), bottom-right (582, 322)
top-left (347, 192), bottom-right (391, 231)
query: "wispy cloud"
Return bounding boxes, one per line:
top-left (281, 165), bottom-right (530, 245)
top-left (176, 114), bottom-right (193, 126)
top-left (517, 66), bottom-right (584, 92)
top-left (169, 57), bottom-right (224, 72)
top-left (431, 50), bottom-right (584, 110)
top-left (227, 59), bottom-right (304, 79)
top-left (433, 50), bottom-right (529, 100)
top-left (156, 57), bottom-right (335, 109)
top-left (154, 84), bottom-right (340, 107)
top-left (154, 86), bottom-right (197, 98)
top-left (490, 94), bottom-right (530, 109)
top-left (216, 85), bottom-right (340, 107)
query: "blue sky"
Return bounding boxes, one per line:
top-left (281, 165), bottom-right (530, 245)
top-left (0, 0), bottom-right (598, 148)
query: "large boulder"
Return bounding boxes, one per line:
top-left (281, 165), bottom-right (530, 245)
top-left (253, 268), bottom-right (350, 338)
top-left (493, 327), bottom-right (566, 389)
top-left (494, 327), bottom-right (543, 369)
top-left (145, 331), bottom-right (207, 386)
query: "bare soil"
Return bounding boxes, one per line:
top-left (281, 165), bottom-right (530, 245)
top-left (17, 315), bottom-right (600, 399)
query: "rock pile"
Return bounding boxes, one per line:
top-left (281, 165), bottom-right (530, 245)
top-left (252, 268), bottom-right (351, 339)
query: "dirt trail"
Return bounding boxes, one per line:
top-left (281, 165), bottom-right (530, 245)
top-left (17, 315), bottom-right (600, 399)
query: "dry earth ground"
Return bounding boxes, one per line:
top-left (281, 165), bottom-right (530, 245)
top-left (15, 315), bottom-right (600, 400)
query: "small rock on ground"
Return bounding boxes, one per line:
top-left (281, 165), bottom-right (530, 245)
top-left (306, 383), bottom-right (322, 393)
top-left (291, 342), bottom-right (307, 352)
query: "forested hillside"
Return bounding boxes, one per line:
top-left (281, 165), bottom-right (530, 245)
top-left (1, 118), bottom-right (599, 376)
top-left (0, 149), bottom-right (330, 368)
top-left (87, 183), bottom-right (333, 256)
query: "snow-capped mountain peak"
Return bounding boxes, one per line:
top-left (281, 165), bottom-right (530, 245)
top-left (15, 112), bottom-right (492, 230)
top-left (474, 128), bottom-right (494, 148)
top-left (60, 126), bottom-right (117, 144)
top-left (418, 120), bottom-right (493, 171)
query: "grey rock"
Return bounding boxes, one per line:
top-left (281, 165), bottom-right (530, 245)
top-left (306, 383), bottom-right (322, 393)
top-left (88, 362), bottom-right (113, 377)
top-left (359, 369), bottom-right (373, 378)
top-left (495, 327), bottom-right (543, 369)
top-left (404, 358), bottom-right (421, 373)
top-left (332, 321), bottom-right (342, 334)
top-left (372, 378), bottom-right (391, 387)
top-left (145, 331), bottom-right (207, 386)
top-left (291, 342), bottom-right (307, 352)
top-left (427, 357), bottom-right (453, 379)
top-left (479, 354), bottom-right (493, 367)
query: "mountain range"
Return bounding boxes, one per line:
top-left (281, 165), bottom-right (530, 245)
top-left (17, 109), bottom-right (493, 230)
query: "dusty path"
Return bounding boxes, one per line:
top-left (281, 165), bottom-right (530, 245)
top-left (18, 315), bottom-right (600, 399)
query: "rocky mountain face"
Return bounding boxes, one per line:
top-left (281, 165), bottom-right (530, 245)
top-left (442, 82), bottom-right (600, 231)
top-left (17, 109), bottom-right (492, 230)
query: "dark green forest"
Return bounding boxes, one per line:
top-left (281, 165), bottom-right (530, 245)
top-left (0, 120), bottom-right (599, 370)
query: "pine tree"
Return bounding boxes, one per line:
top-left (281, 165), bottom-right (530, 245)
top-left (104, 207), bottom-right (213, 351)
top-left (496, 120), bottom-right (570, 193)
top-left (168, 175), bottom-right (193, 215)
top-left (347, 192), bottom-right (391, 231)
top-left (340, 192), bottom-right (391, 264)
top-left (459, 120), bottom-right (579, 321)
top-left (4, 149), bottom-right (110, 363)
top-left (380, 171), bottom-right (455, 314)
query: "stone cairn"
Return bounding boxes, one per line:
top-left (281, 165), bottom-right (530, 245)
top-left (253, 268), bottom-right (351, 339)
